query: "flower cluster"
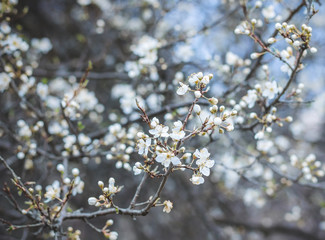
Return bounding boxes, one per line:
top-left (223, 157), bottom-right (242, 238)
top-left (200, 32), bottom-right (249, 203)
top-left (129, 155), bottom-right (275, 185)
top-left (133, 73), bottom-right (236, 186)
top-left (1, 1), bottom-right (324, 239)
top-left (125, 35), bottom-right (160, 81)
top-left (104, 123), bottom-right (139, 170)
top-left (275, 22), bottom-right (315, 52)
top-left (88, 178), bottom-right (122, 208)
top-left (190, 148), bottom-right (215, 185)
top-left (251, 107), bottom-right (293, 139)
top-left (290, 154), bottom-right (324, 183)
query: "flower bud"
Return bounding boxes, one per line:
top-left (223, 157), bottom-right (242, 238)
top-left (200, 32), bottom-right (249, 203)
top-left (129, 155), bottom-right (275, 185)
top-left (106, 219), bottom-right (114, 226)
top-left (56, 164), bottom-right (65, 173)
top-left (98, 181), bottom-right (104, 189)
top-left (208, 97), bottom-right (218, 105)
top-left (88, 197), bottom-right (97, 205)
top-left (250, 52), bottom-right (260, 59)
top-left (194, 91), bottom-right (202, 98)
top-left (214, 117), bottom-right (222, 126)
top-left (72, 168), bottom-right (80, 176)
top-left (275, 23), bottom-right (282, 30)
top-left (285, 116), bottom-right (293, 122)
top-left (310, 47), bottom-right (317, 53)
top-left (267, 37), bottom-right (276, 44)
top-left (193, 104), bottom-right (201, 114)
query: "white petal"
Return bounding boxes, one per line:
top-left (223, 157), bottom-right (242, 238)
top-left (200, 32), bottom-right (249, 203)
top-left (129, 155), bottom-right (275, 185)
top-left (171, 156), bottom-right (181, 165)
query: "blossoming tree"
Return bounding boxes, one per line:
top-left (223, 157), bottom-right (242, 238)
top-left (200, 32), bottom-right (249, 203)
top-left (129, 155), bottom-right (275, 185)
top-left (1, 0), bottom-right (325, 239)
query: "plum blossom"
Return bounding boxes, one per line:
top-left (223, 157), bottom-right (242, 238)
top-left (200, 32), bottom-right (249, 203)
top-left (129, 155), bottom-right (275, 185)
top-left (36, 82), bottom-right (48, 100)
top-left (175, 44), bottom-right (194, 62)
top-left (44, 180), bottom-right (61, 202)
top-left (2, 34), bottom-right (29, 53)
top-left (188, 72), bottom-right (202, 85)
top-left (226, 52), bottom-right (242, 66)
top-left (194, 148), bottom-right (215, 176)
top-left (133, 162), bottom-right (142, 175)
top-left (72, 176), bottom-right (85, 196)
top-left (262, 81), bottom-right (279, 99)
top-left (0, 73), bottom-right (11, 92)
top-left (63, 135), bottom-right (76, 149)
top-left (190, 173), bottom-right (204, 185)
top-left (262, 5), bottom-right (276, 19)
top-left (131, 35), bottom-right (158, 65)
top-left (108, 177), bottom-right (118, 194)
top-left (254, 131), bottom-right (264, 140)
top-left (31, 38), bottom-right (52, 53)
top-left (149, 124), bottom-right (169, 138)
top-left (156, 152), bottom-right (181, 167)
top-left (0, 22), bottom-right (11, 34)
top-left (242, 89), bottom-right (258, 108)
top-left (163, 200), bottom-right (173, 213)
top-left (256, 139), bottom-right (274, 153)
top-left (176, 82), bottom-right (189, 95)
top-left (78, 133), bottom-right (91, 146)
top-left (108, 231), bottom-right (118, 240)
top-left (137, 138), bottom-right (151, 156)
top-left (169, 120), bottom-right (185, 141)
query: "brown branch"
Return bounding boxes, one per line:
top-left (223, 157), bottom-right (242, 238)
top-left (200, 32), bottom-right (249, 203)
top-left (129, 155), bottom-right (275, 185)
top-left (33, 69), bottom-right (130, 81)
top-left (129, 173), bottom-right (148, 209)
top-left (214, 217), bottom-right (321, 240)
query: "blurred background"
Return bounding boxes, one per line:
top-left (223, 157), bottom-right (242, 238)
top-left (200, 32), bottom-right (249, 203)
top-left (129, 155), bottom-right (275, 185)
top-left (1, 0), bottom-right (325, 239)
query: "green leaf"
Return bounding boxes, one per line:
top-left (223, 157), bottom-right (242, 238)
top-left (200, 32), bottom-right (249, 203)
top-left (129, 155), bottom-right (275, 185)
top-left (77, 121), bottom-right (85, 131)
top-left (41, 78), bottom-right (48, 84)
top-left (88, 60), bottom-right (93, 70)
top-left (76, 33), bottom-right (86, 43)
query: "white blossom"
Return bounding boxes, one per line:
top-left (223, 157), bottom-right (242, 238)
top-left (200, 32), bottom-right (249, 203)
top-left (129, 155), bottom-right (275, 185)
top-left (163, 200), bottom-right (173, 213)
top-left (256, 139), bottom-right (274, 153)
top-left (194, 148), bottom-right (215, 176)
top-left (262, 81), bottom-right (279, 99)
top-left (242, 89), bottom-right (258, 108)
top-left (0, 73), bottom-right (11, 92)
top-left (176, 82), bottom-right (189, 95)
top-left (88, 197), bottom-right (97, 205)
top-left (190, 173), bottom-right (204, 185)
top-left (149, 124), bottom-right (169, 138)
top-left (44, 180), bottom-right (61, 202)
top-left (137, 138), bottom-right (151, 155)
top-left (133, 162), bottom-right (142, 175)
top-left (262, 5), bottom-right (276, 19)
top-left (156, 152), bottom-right (181, 167)
top-left (169, 120), bottom-right (185, 141)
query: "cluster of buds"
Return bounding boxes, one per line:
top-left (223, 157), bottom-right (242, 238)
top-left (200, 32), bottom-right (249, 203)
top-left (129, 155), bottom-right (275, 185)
top-left (275, 22), bottom-right (317, 52)
top-left (101, 219), bottom-right (118, 240)
top-left (66, 227), bottom-right (81, 240)
top-left (18, 164), bottom-right (84, 218)
top-left (104, 123), bottom-right (138, 170)
top-left (287, 83), bottom-right (305, 102)
top-left (88, 178), bottom-right (122, 208)
top-left (234, 21), bottom-right (253, 35)
top-left (290, 154), bottom-right (324, 183)
top-left (204, 103), bottom-right (236, 134)
top-left (61, 95), bottom-right (81, 119)
top-left (176, 72), bottom-right (213, 96)
top-left (250, 107), bottom-right (292, 139)
top-left (106, 143), bottom-right (132, 171)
